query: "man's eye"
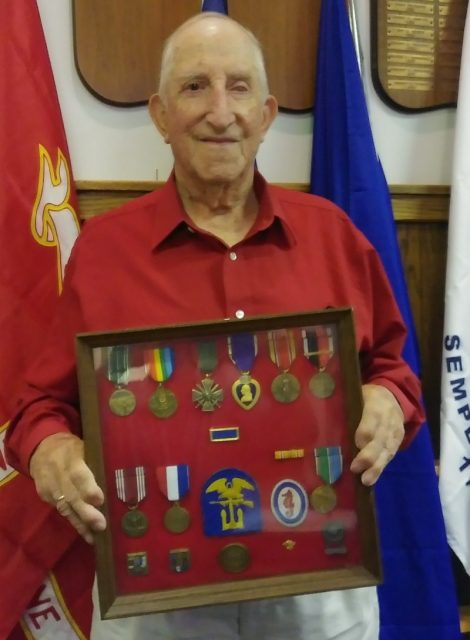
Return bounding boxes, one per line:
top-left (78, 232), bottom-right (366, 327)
top-left (232, 83), bottom-right (249, 92)
top-left (186, 81), bottom-right (201, 91)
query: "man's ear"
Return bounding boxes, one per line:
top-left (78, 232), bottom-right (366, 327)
top-left (260, 94), bottom-right (278, 142)
top-left (148, 93), bottom-right (169, 143)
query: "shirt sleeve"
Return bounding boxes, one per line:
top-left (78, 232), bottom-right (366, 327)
top-left (5, 253), bottom-right (84, 475)
top-left (356, 243), bottom-right (425, 446)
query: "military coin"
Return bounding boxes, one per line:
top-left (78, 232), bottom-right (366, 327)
top-left (309, 371), bottom-right (335, 399)
top-left (271, 372), bottom-right (301, 403)
top-left (121, 508), bottom-right (149, 537)
top-left (309, 484), bottom-right (337, 514)
top-left (109, 388), bottom-right (136, 416)
top-left (218, 543), bottom-right (251, 573)
top-left (149, 386), bottom-right (178, 418)
top-left (164, 504), bottom-right (190, 533)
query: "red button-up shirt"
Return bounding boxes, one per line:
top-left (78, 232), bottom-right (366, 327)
top-left (6, 173), bottom-right (423, 473)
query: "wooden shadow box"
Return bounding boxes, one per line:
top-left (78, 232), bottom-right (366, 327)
top-left (76, 308), bottom-right (382, 619)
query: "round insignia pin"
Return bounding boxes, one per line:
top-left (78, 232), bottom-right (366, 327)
top-left (218, 543), bottom-right (251, 573)
top-left (109, 388), bottom-right (136, 416)
top-left (271, 479), bottom-right (308, 527)
top-left (121, 508), bottom-right (149, 537)
top-left (309, 484), bottom-right (337, 514)
top-left (271, 372), bottom-right (301, 403)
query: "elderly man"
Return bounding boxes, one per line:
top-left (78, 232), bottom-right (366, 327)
top-left (6, 12), bottom-right (423, 640)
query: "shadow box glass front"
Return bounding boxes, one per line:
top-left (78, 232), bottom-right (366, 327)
top-left (76, 308), bottom-right (382, 620)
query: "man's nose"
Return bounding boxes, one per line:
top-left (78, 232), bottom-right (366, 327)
top-left (205, 88), bottom-right (236, 129)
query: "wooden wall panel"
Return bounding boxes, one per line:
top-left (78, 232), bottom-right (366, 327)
top-left (397, 221), bottom-right (447, 453)
top-left (72, 0), bottom-right (320, 110)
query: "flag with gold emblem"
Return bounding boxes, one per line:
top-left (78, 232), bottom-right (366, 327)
top-left (0, 1), bottom-right (93, 637)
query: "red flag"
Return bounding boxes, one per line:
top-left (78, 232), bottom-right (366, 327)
top-left (0, 1), bottom-right (93, 637)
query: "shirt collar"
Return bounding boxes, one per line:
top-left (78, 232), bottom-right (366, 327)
top-left (151, 171), bottom-right (297, 249)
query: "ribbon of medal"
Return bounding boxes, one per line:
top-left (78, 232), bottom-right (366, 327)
top-left (146, 346), bottom-right (178, 418)
top-left (302, 326), bottom-right (335, 398)
top-left (106, 345), bottom-right (136, 416)
top-left (115, 466), bottom-right (149, 536)
top-left (228, 333), bottom-right (261, 410)
top-left (192, 341), bottom-right (224, 411)
top-left (156, 464), bottom-right (191, 533)
top-left (267, 329), bottom-right (300, 403)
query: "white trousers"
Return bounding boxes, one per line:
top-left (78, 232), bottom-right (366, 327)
top-left (91, 581), bottom-right (379, 640)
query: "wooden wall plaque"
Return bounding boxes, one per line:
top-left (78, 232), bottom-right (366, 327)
top-left (72, 0), bottom-right (321, 111)
top-left (371, 0), bottom-right (468, 112)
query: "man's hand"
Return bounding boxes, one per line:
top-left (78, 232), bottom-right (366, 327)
top-left (350, 384), bottom-right (405, 486)
top-left (29, 432), bottom-right (106, 544)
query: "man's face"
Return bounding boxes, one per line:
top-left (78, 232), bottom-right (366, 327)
top-left (149, 19), bottom-right (278, 187)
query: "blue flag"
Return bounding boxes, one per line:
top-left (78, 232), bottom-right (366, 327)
top-left (311, 2), bottom-right (461, 639)
top-left (201, 0), bottom-right (228, 13)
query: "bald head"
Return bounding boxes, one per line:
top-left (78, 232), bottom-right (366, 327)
top-left (158, 12), bottom-right (269, 101)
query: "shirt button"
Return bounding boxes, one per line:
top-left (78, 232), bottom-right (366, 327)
top-left (229, 251), bottom-right (237, 261)
top-left (235, 309), bottom-right (245, 319)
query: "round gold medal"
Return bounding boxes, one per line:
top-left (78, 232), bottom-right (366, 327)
top-left (218, 543), bottom-right (251, 573)
top-left (109, 388), bottom-right (136, 416)
top-left (149, 386), bottom-right (178, 418)
top-left (163, 504), bottom-right (190, 533)
top-left (309, 371), bottom-right (335, 399)
top-left (121, 508), bottom-right (149, 537)
top-left (271, 372), bottom-right (301, 403)
top-left (309, 484), bottom-right (337, 514)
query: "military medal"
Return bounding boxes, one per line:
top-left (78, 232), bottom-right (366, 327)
top-left (268, 329), bottom-right (300, 403)
top-left (310, 446), bottom-right (343, 514)
top-left (107, 345), bottom-right (136, 416)
top-left (302, 326), bottom-right (336, 398)
top-left (146, 347), bottom-right (178, 418)
top-left (156, 464), bottom-right (191, 533)
top-left (192, 341), bottom-right (224, 411)
top-left (228, 334), bottom-right (261, 410)
top-left (115, 466), bottom-right (149, 537)
top-left (309, 484), bottom-right (337, 513)
top-left (218, 543), bottom-right (251, 573)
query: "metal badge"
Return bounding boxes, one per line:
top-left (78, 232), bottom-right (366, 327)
top-left (109, 387), bottom-right (136, 416)
top-left (121, 508), bottom-right (149, 537)
top-left (163, 504), bottom-right (191, 534)
top-left (127, 551), bottom-right (148, 576)
top-left (322, 521), bottom-right (347, 555)
top-left (309, 371), bottom-right (336, 399)
top-left (309, 484), bottom-right (337, 514)
top-left (192, 377), bottom-right (224, 411)
top-left (232, 373), bottom-right (261, 410)
top-left (148, 385), bottom-right (178, 418)
top-left (271, 479), bottom-right (308, 527)
top-left (271, 372), bottom-right (301, 403)
top-left (169, 548), bottom-right (191, 573)
top-left (218, 543), bottom-right (251, 573)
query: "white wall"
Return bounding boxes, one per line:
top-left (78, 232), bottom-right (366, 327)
top-left (37, 0), bottom-right (456, 185)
